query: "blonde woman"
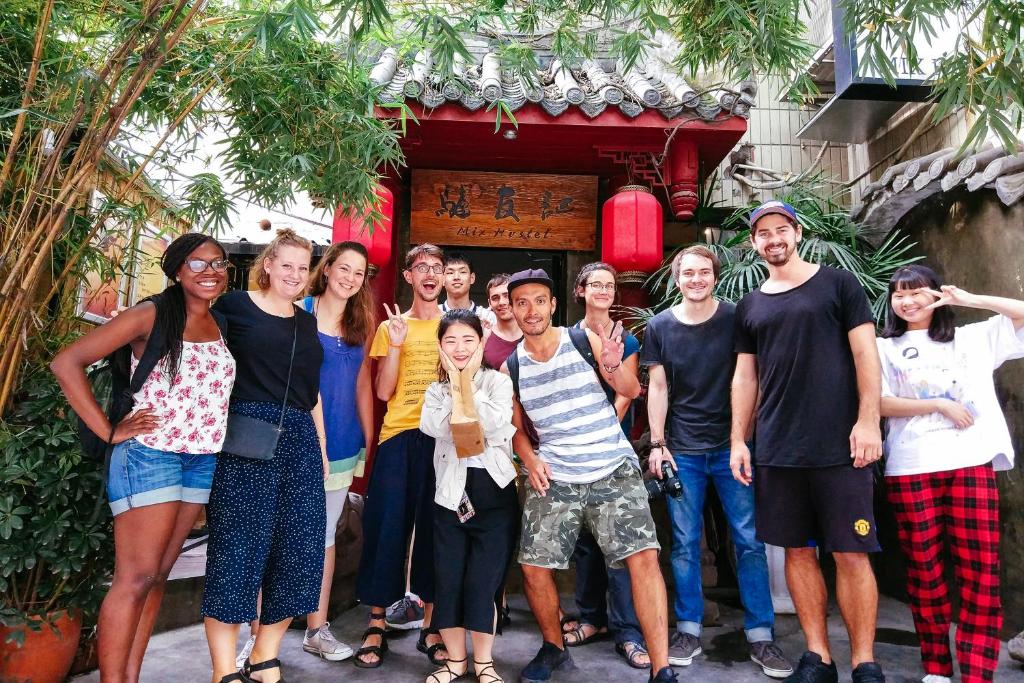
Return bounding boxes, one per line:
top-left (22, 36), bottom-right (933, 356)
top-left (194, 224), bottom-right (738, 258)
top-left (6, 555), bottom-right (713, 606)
top-left (201, 230), bottom-right (328, 683)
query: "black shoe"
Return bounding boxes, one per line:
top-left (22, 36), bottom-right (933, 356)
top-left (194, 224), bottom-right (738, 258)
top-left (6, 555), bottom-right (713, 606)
top-left (851, 662), bottom-right (885, 683)
top-left (520, 641), bottom-right (575, 683)
top-left (650, 666), bottom-right (679, 682)
top-left (785, 652), bottom-right (838, 683)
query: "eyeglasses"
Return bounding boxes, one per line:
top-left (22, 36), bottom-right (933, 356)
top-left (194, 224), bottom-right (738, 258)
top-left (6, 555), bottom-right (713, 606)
top-left (185, 258), bottom-right (230, 273)
top-left (585, 282), bottom-right (616, 292)
top-left (408, 263), bottom-right (444, 274)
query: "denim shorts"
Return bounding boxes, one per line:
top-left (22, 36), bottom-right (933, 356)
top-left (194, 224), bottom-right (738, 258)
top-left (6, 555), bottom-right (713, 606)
top-left (107, 439), bottom-right (217, 516)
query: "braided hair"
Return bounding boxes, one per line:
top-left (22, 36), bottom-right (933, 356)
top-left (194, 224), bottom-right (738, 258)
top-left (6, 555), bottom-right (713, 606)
top-left (148, 233), bottom-right (226, 384)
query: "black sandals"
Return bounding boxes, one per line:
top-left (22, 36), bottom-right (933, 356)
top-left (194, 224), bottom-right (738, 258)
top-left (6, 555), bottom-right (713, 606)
top-left (240, 657), bottom-right (285, 683)
top-left (427, 656), bottom-right (469, 683)
top-left (353, 611), bottom-right (389, 669)
top-left (418, 627), bottom-right (450, 666)
top-left (474, 658), bottom-right (505, 683)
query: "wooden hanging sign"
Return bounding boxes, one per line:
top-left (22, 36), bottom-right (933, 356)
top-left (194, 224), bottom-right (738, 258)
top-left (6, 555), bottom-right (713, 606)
top-left (410, 170), bottom-right (598, 251)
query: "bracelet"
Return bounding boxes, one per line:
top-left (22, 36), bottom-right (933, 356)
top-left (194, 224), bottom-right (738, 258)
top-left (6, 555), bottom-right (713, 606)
top-left (389, 342), bottom-right (403, 349)
top-left (602, 362), bottom-right (621, 373)
top-left (650, 441), bottom-right (666, 450)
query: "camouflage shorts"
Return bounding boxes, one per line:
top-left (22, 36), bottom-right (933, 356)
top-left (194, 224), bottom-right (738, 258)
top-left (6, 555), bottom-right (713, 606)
top-left (518, 461), bottom-right (660, 570)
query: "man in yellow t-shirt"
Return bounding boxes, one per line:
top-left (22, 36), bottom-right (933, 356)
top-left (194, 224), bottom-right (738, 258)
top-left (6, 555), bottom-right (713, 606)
top-left (354, 243), bottom-right (447, 670)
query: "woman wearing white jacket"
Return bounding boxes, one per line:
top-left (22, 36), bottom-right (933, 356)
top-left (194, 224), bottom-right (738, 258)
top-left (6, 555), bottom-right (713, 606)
top-left (419, 309), bottom-right (519, 683)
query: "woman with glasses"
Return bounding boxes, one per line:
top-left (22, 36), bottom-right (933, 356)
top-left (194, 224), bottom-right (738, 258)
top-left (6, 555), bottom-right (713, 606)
top-left (52, 234), bottom-right (236, 682)
top-left (559, 262), bottom-right (648, 669)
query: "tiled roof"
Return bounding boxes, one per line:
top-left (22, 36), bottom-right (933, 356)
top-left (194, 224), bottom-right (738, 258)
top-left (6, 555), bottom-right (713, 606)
top-left (369, 31), bottom-right (756, 121)
top-left (852, 145), bottom-right (1024, 237)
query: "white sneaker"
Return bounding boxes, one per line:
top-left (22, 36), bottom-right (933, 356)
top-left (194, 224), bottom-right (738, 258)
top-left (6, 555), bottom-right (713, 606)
top-left (921, 676), bottom-right (951, 683)
top-left (235, 634), bottom-right (256, 669)
top-left (303, 623), bottom-right (354, 662)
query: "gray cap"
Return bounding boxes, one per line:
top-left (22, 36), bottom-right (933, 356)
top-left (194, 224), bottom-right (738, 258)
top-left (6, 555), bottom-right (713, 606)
top-left (507, 268), bottom-right (553, 294)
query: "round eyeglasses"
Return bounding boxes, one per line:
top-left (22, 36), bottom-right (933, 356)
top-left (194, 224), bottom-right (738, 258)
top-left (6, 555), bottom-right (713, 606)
top-left (185, 258), bottom-right (230, 273)
top-left (408, 263), bottom-right (445, 274)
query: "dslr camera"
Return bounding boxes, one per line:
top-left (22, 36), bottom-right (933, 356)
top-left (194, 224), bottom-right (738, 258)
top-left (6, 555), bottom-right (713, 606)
top-left (644, 460), bottom-right (683, 501)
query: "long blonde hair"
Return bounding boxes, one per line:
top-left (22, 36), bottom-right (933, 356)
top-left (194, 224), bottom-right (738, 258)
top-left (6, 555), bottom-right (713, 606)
top-left (250, 228), bottom-right (312, 291)
top-left (307, 241), bottom-right (375, 346)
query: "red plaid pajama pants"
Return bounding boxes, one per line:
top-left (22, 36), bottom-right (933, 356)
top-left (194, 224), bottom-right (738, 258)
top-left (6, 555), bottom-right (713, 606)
top-left (886, 464), bottom-right (1002, 683)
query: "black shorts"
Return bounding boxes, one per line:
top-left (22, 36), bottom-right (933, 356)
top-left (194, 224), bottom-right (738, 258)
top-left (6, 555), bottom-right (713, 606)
top-left (754, 463), bottom-right (880, 553)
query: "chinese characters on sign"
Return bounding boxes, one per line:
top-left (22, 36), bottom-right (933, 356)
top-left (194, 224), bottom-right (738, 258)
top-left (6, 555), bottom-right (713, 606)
top-left (411, 170), bottom-right (598, 251)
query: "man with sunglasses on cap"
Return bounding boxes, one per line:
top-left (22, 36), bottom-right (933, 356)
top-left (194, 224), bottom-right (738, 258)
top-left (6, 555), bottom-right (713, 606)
top-left (730, 201), bottom-right (886, 683)
top-left (501, 268), bottom-right (676, 683)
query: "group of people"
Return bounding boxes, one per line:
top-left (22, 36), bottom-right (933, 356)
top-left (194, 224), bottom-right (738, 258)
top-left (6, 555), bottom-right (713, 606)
top-left (49, 198), bottom-right (1023, 683)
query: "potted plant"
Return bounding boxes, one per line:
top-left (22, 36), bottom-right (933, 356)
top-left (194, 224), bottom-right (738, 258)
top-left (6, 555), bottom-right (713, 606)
top-left (0, 352), bottom-right (113, 682)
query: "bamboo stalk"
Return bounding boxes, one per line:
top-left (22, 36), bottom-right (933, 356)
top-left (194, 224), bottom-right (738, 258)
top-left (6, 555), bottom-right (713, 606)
top-left (0, 0), bottom-right (55, 191)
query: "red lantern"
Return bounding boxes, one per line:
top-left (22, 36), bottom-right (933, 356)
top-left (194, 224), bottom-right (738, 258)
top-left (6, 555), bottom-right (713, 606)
top-left (332, 184), bottom-right (394, 270)
top-left (601, 185), bottom-right (664, 281)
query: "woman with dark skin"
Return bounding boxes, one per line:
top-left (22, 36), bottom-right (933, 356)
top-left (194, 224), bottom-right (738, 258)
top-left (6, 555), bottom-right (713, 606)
top-left (51, 234), bottom-right (233, 683)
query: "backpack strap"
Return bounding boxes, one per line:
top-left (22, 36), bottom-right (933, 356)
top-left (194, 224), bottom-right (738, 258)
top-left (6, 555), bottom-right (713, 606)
top-left (506, 346), bottom-right (521, 399)
top-left (567, 326), bottom-right (599, 374)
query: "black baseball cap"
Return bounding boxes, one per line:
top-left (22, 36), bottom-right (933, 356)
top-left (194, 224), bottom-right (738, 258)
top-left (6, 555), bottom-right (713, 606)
top-left (507, 268), bottom-right (554, 294)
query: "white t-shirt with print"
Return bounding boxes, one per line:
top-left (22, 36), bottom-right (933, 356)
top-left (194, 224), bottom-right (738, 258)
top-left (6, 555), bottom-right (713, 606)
top-left (877, 314), bottom-right (1024, 476)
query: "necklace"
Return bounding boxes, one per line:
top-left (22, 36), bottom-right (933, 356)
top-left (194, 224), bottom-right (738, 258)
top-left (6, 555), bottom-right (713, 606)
top-left (313, 296), bottom-right (343, 348)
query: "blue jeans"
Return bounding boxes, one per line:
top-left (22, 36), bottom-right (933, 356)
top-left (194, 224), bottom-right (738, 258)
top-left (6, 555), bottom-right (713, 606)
top-left (572, 530), bottom-right (644, 645)
top-left (668, 448), bottom-right (774, 643)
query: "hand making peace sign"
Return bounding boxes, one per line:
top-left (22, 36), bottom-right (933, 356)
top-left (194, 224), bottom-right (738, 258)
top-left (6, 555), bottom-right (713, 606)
top-left (595, 320), bottom-right (625, 370)
top-left (382, 303), bottom-right (408, 346)
top-left (924, 285), bottom-right (980, 310)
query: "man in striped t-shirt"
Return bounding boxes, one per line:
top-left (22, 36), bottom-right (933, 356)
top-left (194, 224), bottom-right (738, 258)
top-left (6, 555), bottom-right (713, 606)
top-left (502, 269), bottom-right (676, 683)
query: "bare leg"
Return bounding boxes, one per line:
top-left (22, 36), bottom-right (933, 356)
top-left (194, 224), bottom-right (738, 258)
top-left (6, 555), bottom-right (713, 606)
top-left (833, 552), bottom-right (878, 667)
top-left (246, 618), bottom-right (292, 681)
top-left (521, 564), bottom-right (563, 648)
top-left (306, 547), bottom-right (335, 630)
top-left (205, 618), bottom-right (241, 682)
top-left (426, 628), bottom-right (468, 681)
top-left (125, 502), bottom-right (204, 682)
top-left (785, 547), bottom-right (831, 663)
top-left (471, 630), bottom-right (499, 679)
top-left (624, 550), bottom-right (669, 672)
top-left (97, 502), bottom-right (181, 683)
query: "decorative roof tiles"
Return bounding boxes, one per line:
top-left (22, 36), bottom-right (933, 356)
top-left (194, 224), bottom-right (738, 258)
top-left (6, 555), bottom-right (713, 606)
top-left (369, 32), bottom-right (756, 122)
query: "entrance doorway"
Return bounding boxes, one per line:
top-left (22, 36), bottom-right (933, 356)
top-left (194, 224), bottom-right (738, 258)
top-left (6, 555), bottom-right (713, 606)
top-left (445, 246), bottom-right (567, 327)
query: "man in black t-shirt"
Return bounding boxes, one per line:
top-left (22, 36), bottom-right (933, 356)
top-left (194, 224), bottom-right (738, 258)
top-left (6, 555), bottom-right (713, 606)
top-left (646, 245), bottom-right (792, 679)
top-left (730, 201), bottom-right (885, 683)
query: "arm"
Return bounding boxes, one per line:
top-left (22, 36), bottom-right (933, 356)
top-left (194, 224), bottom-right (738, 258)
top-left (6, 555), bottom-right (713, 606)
top-left (474, 372), bottom-right (514, 437)
top-left (646, 363), bottom-right (674, 477)
top-left (50, 303), bottom-right (160, 443)
top-left (356, 339), bottom-right (375, 446)
top-left (586, 328), bottom-right (640, 399)
top-left (374, 345), bottom-right (401, 401)
top-left (510, 393), bottom-right (551, 495)
top-left (419, 383), bottom-right (453, 438)
top-left (611, 354), bottom-right (639, 421)
top-left (729, 353), bottom-right (758, 485)
top-left (927, 287), bottom-right (1024, 330)
top-left (312, 394), bottom-right (329, 479)
top-left (848, 322), bottom-right (883, 468)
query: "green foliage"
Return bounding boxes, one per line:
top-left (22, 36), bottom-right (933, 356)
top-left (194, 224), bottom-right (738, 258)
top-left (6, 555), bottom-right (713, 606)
top-left (0, 354), bottom-right (113, 638)
top-left (624, 179), bottom-right (922, 332)
top-left (842, 0), bottom-right (1024, 150)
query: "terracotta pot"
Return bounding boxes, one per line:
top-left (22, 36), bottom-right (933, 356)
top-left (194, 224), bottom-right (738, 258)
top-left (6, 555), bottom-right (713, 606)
top-left (0, 609), bottom-right (82, 683)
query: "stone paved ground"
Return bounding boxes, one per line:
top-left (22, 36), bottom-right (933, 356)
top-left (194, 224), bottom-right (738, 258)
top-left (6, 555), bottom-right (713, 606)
top-left (75, 593), bottom-right (1024, 683)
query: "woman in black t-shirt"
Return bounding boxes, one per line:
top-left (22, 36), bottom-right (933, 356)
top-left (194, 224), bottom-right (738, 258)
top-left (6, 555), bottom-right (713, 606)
top-left (201, 229), bottom-right (327, 683)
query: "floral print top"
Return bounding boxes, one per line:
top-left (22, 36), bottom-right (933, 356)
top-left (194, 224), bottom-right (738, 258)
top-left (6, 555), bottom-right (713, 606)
top-left (131, 339), bottom-right (236, 454)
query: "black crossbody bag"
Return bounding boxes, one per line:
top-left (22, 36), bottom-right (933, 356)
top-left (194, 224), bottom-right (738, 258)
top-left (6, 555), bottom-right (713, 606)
top-left (220, 316), bottom-right (298, 460)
